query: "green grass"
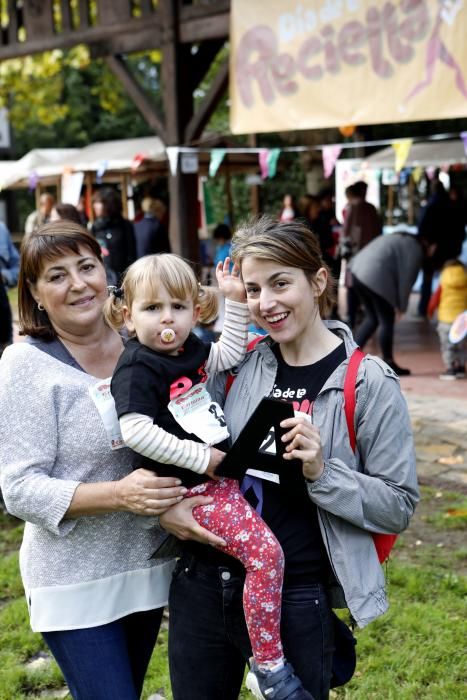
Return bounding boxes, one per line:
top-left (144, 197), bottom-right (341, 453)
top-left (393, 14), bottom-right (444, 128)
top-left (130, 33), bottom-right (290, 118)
top-left (1, 487), bottom-right (466, 699)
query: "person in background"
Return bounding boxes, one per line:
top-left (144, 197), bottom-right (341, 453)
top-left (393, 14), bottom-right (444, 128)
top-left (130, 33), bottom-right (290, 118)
top-left (91, 188), bottom-right (136, 285)
top-left (25, 192), bottom-right (56, 234)
top-left (76, 195), bottom-right (89, 228)
top-left (0, 221), bottom-right (187, 699)
top-left (0, 220), bottom-right (19, 355)
top-left (279, 194), bottom-right (297, 222)
top-left (350, 231), bottom-right (432, 376)
top-left (213, 223), bottom-right (233, 267)
top-left (427, 259), bottom-right (467, 380)
top-left (134, 197), bottom-right (171, 258)
top-left (50, 203), bottom-right (83, 226)
top-left (417, 180), bottom-right (466, 316)
top-left (341, 182), bottom-right (381, 328)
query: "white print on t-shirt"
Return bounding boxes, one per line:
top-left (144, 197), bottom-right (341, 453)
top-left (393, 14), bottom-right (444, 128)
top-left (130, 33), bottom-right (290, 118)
top-left (272, 385), bottom-right (314, 416)
top-left (245, 411), bottom-right (311, 483)
top-left (89, 378), bottom-right (125, 450)
top-left (168, 383), bottom-right (230, 445)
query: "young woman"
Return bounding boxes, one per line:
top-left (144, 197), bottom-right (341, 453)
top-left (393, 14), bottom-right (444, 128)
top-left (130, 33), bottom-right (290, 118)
top-left (104, 253), bottom-right (313, 700)
top-left (160, 217), bottom-right (419, 700)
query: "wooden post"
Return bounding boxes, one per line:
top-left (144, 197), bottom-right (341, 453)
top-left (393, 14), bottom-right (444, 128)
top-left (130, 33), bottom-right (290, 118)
top-left (120, 174), bottom-right (128, 218)
top-left (159, 0), bottom-right (199, 260)
top-left (86, 172), bottom-right (94, 223)
top-left (248, 133), bottom-right (260, 215)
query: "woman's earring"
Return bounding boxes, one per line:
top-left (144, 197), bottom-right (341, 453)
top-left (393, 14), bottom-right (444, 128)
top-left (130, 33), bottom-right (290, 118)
top-left (38, 302), bottom-right (45, 311)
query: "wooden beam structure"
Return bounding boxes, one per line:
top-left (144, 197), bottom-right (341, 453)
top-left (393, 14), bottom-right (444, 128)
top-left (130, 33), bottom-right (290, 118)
top-left (0, 0), bottom-right (231, 258)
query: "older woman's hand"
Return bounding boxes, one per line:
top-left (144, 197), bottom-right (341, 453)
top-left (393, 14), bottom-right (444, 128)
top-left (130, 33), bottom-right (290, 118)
top-left (281, 416), bottom-right (325, 482)
top-left (160, 496), bottom-right (227, 547)
top-left (114, 468), bottom-right (188, 516)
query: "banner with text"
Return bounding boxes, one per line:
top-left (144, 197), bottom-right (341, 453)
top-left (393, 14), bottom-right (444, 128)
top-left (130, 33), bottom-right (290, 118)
top-left (230, 0), bottom-right (467, 134)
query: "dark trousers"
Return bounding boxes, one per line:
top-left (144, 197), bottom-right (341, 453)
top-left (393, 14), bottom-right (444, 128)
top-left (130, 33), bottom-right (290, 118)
top-left (417, 263), bottom-right (435, 317)
top-left (353, 277), bottom-right (395, 361)
top-left (42, 608), bottom-right (163, 700)
top-left (168, 555), bottom-right (335, 700)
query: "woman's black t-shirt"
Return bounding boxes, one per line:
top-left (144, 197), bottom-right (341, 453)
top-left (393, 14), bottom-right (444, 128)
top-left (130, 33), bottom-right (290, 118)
top-left (188, 340), bottom-right (346, 584)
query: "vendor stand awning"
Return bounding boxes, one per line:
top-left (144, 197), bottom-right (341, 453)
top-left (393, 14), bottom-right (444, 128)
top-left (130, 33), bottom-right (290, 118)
top-left (0, 149), bottom-right (79, 190)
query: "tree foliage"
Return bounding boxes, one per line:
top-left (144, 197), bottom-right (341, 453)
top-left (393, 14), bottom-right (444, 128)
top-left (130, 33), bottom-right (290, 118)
top-left (0, 46), bottom-right (162, 157)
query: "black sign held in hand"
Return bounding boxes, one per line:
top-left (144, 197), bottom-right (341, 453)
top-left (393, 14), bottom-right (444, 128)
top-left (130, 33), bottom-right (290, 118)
top-left (217, 397), bottom-right (304, 496)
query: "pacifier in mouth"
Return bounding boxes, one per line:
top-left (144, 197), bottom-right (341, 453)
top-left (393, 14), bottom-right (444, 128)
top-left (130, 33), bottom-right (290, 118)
top-left (160, 328), bottom-right (176, 343)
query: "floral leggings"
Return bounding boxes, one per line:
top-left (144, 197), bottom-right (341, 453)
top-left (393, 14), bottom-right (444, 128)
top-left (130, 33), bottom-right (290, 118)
top-left (188, 477), bottom-right (284, 665)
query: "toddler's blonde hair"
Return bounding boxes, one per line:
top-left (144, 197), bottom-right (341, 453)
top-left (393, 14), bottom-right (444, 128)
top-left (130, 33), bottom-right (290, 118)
top-left (104, 253), bottom-right (218, 332)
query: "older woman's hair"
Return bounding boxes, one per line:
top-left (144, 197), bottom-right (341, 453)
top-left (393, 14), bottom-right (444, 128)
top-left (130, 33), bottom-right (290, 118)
top-left (18, 220), bottom-right (104, 340)
top-left (104, 253), bottom-right (218, 332)
top-left (231, 215), bottom-right (335, 317)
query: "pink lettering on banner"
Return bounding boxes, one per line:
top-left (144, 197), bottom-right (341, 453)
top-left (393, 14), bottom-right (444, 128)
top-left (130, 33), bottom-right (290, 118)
top-left (235, 0), bottom-right (430, 106)
top-left (170, 376), bottom-right (192, 400)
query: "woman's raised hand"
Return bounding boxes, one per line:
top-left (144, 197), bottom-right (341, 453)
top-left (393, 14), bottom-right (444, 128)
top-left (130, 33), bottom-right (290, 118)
top-left (280, 416), bottom-right (325, 482)
top-left (113, 468), bottom-right (187, 516)
top-left (160, 496), bottom-right (227, 547)
top-left (215, 257), bottom-right (246, 303)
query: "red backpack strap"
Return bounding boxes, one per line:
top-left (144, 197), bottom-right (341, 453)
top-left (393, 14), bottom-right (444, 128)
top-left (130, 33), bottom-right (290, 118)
top-left (343, 348), bottom-right (365, 453)
top-left (343, 348), bottom-right (397, 563)
top-left (225, 335), bottom-right (266, 397)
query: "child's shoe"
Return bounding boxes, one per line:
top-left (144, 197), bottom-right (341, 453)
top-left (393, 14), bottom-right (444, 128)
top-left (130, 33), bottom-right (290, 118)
top-left (454, 364), bottom-right (465, 379)
top-left (439, 367), bottom-right (457, 380)
top-left (246, 659), bottom-right (315, 699)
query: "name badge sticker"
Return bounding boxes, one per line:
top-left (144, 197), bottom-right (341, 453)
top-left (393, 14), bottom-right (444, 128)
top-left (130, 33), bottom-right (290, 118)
top-left (89, 378), bottom-right (125, 450)
top-left (168, 383), bottom-right (230, 445)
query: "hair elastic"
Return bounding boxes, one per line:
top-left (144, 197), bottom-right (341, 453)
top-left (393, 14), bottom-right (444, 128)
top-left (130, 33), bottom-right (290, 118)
top-left (107, 286), bottom-right (124, 299)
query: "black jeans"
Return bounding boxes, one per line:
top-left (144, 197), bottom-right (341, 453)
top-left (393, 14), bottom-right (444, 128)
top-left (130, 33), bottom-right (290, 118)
top-left (168, 555), bottom-right (335, 700)
top-left (352, 276), bottom-right (395, 361)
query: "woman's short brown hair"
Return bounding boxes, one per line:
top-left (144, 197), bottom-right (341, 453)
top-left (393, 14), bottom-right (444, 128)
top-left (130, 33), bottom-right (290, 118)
top-left (231, 215), bottom-right (336, 317)
top-left (18, 220), bottom-right (104, 340)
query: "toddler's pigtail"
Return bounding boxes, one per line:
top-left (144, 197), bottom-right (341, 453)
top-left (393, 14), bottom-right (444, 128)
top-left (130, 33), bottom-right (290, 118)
top-left (103, 287), bottom-right (126, 331)
top-left (198, 285), bottom-right (219, 324)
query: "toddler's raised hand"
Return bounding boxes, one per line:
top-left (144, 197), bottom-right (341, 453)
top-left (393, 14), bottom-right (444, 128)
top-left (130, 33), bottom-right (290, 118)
top-left (215, 257), bottom-right (246, 303)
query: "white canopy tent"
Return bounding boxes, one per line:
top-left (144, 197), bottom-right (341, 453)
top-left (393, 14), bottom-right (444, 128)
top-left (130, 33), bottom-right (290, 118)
top-left (363, 140), bottom-right (467, 169)
top-left (0, 149), bottom-right (79, 190)
top-left (45, 136), bottom-right (167, 175)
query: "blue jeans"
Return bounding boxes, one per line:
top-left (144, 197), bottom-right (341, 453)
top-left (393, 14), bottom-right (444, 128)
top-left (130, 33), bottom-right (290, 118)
top-left (42, 608), bottom-right (164, 700)
top-left (168, 555), bottom-right (335, 700)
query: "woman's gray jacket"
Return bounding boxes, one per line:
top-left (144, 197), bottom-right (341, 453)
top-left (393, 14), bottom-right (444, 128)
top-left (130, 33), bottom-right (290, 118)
top-left (207, 322), bottom-right (419, 628)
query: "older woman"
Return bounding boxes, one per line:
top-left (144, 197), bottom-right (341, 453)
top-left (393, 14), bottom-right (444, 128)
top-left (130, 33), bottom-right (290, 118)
top-left (160, 217), bottom-right (419, 700)
top-left (0, 221), bottom-right (208, 699)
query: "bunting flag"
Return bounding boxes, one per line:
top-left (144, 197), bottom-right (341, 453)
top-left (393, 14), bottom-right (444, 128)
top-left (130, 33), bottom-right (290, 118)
top-left (209, 149), bottom-right (226, 177)
top-left (28, 171), bottom-right (38, 191)
top-left (131, 153), bottom-right (146, 171)
top-left (392, 140), bottom-right (413, 172)
top-left (259, 148), bottom-right (281, 179)
top-left (322, 145), bottom-right (342, 178)
top-left (267, 148), bottom-right (280, 178)
top-left (259, 149), bottom-right (269, 179)
top-left (460, 131), bottom-right (467, 155)
top-left (166, 147), bottom-right (180, 176)
top-left (96, 160), bottom-right (108, 183)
